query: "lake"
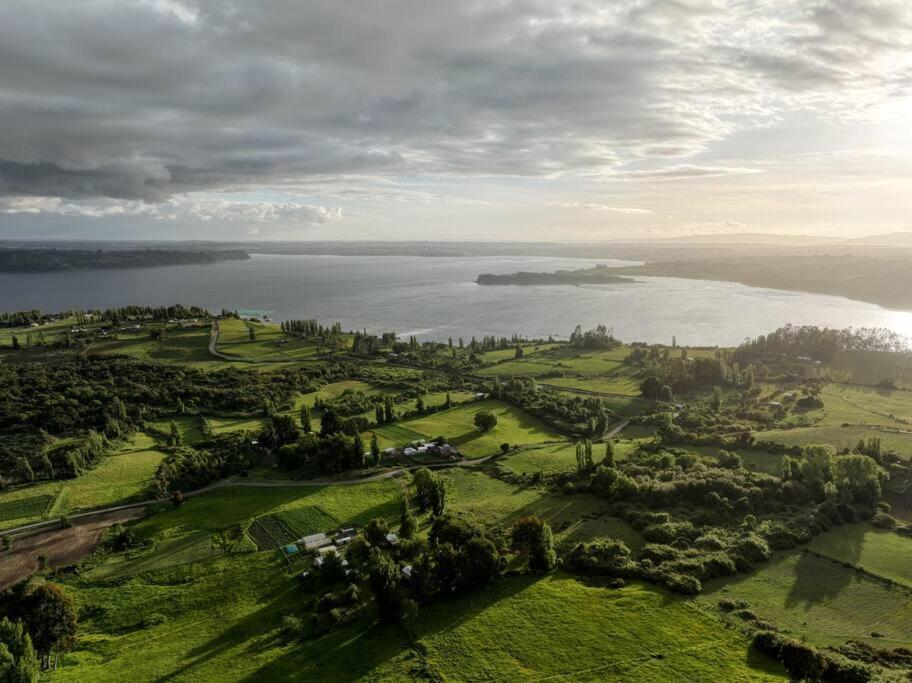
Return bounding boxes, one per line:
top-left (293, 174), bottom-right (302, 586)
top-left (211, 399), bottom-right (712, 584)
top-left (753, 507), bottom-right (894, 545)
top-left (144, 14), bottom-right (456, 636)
top-left (3, 253), bottom-right (912, 346)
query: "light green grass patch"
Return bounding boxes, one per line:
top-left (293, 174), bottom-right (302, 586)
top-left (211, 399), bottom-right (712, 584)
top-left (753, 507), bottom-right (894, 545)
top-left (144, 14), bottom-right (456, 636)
top-left (59, 552), bottom-right (411, 681)
top-left (148, 415), bottom-right (205, 445)
top-left (754, 425), bottom-right (912, 456)
top-left (61, 448), bottom-right (165, 512)
top-left (417, 574), bottom-right (784, 681)
top-left (698, 549), bottom-right (912, 649)
top-left (400, 399), bottom-right (564, 457)
top-left (499, 441), bottom-right (579, 474)
top-left (546, 375), bottom-right (642, 396)
top-left (207, 415), bottom-right (267, 435)
top-left (808, 523), bottom-right (912, 589)
top-left (441, 469), bottom-right (548, 527)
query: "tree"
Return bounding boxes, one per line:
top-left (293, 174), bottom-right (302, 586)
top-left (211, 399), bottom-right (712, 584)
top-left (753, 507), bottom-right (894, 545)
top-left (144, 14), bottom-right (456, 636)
top-left (168, 420), bottom-right (182, 447)
top-left (779, 640), bottom-right (826, 683)
top-left (400, 507), bottom-right (417, 540)
top-left (319, 408), bottom-right (343, 436)
top-left (511, 517), bottom-right (556, 572)
top-left (300, 405), bottom-right (312, 433)
top-left (370, 433), bottom-right (381, 465)
top-left (269, 415), bottom-right (300, 449)
top-left (365, 518), bottom-right (390, 547)
top-left (710, 386), bottom-right (723, 412)
top-left (514, 345), bottom-right (524, 359)
top-left (602, 441), bottom-right (615, 468)
top-left (367, 553), bottom-right (401, 623)
top-left (248, 326), bottom-right (256, 341)
top-left (473, 410), bottom-right (497, 432)
top-left (575, 440), bottom-right (594, 473)
top-left (19, 584), bottom-right (77, 670)
top-left (457, 536), bottom-right (499, 588)
top-left (639, 375), bottom-right (662, 400)
top-left (0, 617), bottom-right (39, 682)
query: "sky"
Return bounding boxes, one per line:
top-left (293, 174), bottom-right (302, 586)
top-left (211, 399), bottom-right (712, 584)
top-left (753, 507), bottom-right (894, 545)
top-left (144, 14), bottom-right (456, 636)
top-left (0, 0), bottom-right (911, 242)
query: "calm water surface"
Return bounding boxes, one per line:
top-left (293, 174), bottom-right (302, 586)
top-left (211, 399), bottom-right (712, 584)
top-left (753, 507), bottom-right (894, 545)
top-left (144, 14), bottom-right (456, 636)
top-left (2, 254), bottom-right (912, 346)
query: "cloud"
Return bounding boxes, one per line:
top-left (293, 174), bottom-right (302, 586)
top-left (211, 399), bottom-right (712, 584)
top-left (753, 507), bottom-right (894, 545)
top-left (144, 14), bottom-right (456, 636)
top-left (0, 0), bottom-right (908, 232)
top-left (0, 194), bottom-right (342, 225)
top-left (610, 165), bottom-right (764, 180)
top-left (550, 202), bottom-right (653, 214)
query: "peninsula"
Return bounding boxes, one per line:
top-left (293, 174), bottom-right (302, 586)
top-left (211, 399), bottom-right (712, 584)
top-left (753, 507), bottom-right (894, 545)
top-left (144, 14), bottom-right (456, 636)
top-left (476, 264), bottom-right (635, 286)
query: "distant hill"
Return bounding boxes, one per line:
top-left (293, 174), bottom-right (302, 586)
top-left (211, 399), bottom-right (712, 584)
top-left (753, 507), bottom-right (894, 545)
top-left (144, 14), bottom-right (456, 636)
top-left (846, 232), bottom-right (912, 247)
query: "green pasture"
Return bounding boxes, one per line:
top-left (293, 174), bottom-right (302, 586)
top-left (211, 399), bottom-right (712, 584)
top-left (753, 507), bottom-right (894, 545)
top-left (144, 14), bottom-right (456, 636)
top-left (808, 523), bottom-right (912, 589)
top-left (207, 415), bottom-right (268, 436)
top-left (89, 325), bottom-right (211, 363)
top-left (479, 343), bottom-right (560, 363)
top-left (754, 424), bottom-right (912, 457)
top-left (417, 574), bottom-right (784, 681)
top-left (148, 415), bottom-right (205, 445)
top-left (0, 434), bottom-right (166, 530)
top-left (698, 548), bottom-right (912, 649)
top-left (545, 375), bottom-right (642, 396)
top-left (498, 441), bottom-right (580, 475)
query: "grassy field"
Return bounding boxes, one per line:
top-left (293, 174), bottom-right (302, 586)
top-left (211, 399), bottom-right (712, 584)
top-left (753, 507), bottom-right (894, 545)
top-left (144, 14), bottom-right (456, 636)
top-left (479, 343), bottom-right (561, 363)
top-left (698, 548), bottom-right (912, 649)
top-left (754, 424), bottom-right (912, 456)
top-left (57, 448), bottom-right (165, 513)
top-left (0, 433), bottom-right (166, 530)
top-left (808, 523), bottom-right (912, 589)
top-left (148, 415), bottom-right (205, 445)
top-left (441, 469), bottom-right (550, 526)
top-left (416, 574), bottom-right (785, 681)
top-left (382, 399), bottom-right (563, 457)
top-left (499, 441), bottom-right (580, 474)
top-left (207, 415), bottom-right (268, 435)
top-left (89, 325), bottom-right (212, 363)
top-left (216, 319), bottom-right (326, 362)
top-left (545, 375), bottom-right (642, 396)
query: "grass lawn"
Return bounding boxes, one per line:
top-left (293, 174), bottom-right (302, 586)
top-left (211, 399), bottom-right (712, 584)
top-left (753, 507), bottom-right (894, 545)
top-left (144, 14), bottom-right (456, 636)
top-left (808, 523), bottom-right (912, 589)
top-left (207, 415), bottom-right (268, 435)
top-left (685, 445), bottom-right (784, 476)
top-left (479, 343), bottom-right (561, 363)
top-left (86, 480), bottom-right (402, 583)
top-left (545, 375), bottom-right (642, 396)
top-left (441, 469), bottom-right (549, 527)
top-left (148, 416), bottom-right (205, 445)
top-left (754, 424), bottom-right (912, 456)
top-left (49, 471), bottom-right (782, 682)
top-left (697, 548), bottom-right (912, 649)
top-left (90, 326), bottom-right (211, 363)
top-left (58, 551), bottom-right (411, 682)
top-left (0, 433), bottom-right (165, 530)
top-left (499, 441), bottom-right (579, 475)
top-left (478, 359), bottom-right (561, 377)
top-left (416, 574), bottom-right (785, 681)
top-left (397, 399), bottom-right (564, 457)
top-left (58, 448), bottom-right (165, 513)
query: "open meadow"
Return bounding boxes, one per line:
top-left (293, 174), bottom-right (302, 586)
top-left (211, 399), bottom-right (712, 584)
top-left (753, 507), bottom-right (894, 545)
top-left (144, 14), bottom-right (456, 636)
top-left (371, 399), bottom-right (563, 456)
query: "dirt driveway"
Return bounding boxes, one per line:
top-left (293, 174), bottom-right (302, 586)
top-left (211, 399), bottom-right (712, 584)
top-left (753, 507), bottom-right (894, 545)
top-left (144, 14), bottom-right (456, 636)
top-left (0, 508), bottom-right (146, 589)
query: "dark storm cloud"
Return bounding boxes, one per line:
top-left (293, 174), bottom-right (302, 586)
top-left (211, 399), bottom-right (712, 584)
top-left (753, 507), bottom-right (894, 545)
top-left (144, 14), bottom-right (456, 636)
top-left (0, 0), bottom-right (909, 203)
